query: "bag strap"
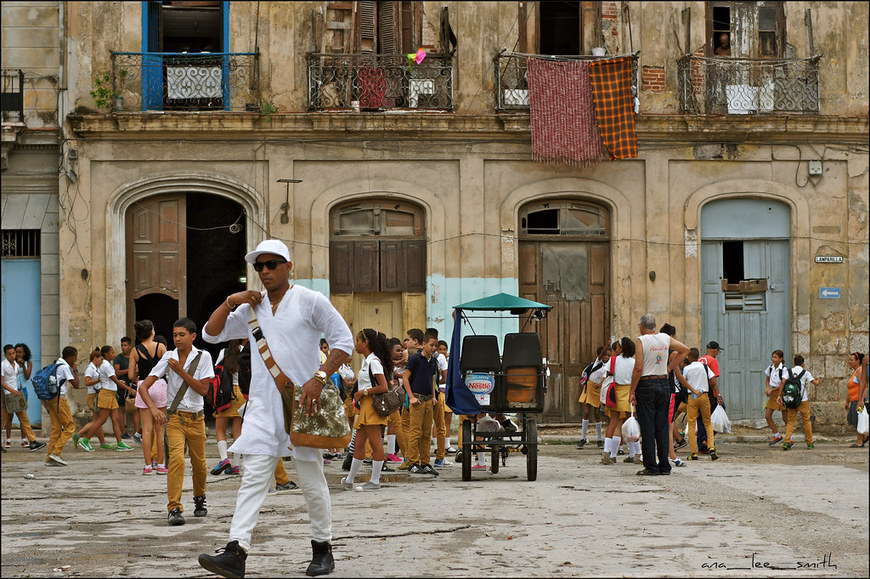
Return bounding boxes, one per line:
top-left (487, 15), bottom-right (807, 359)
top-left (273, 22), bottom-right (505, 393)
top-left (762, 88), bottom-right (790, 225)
top-left (247, 306), bottom-right (296, 397)
top-left (167, 351), bottom-right (203, 415)
top-left (609, 355), bottom-right (616, 375)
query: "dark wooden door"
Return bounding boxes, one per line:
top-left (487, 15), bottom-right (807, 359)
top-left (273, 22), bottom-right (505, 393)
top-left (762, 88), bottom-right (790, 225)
top-left (519, 240), bottom-right (609, 423)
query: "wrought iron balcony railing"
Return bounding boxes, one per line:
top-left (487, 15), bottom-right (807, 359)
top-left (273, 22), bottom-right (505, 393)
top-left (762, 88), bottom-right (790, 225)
top-left (110, 52), bottom-right (259, 112)
top-left (307, 53), bottom-right (454, 111)
top-left (1, 69), bottom-right (25, 122)
top-left (677, 55), bottom-right (820, 115)
top-left (494, 51), bottom-right (639, 112)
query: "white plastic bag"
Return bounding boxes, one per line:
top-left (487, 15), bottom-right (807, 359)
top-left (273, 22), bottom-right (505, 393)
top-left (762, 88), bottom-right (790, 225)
top-left (857, 406), bottom-right (869, 435)
top-left (622, 414), bottom-right (641, 442)
top-left (711, 405), bottom-right (731, 433)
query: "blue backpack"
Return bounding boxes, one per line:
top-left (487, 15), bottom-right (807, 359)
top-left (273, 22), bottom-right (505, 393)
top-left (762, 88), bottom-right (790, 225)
top-left (31, 361), bottom-right (65, 401)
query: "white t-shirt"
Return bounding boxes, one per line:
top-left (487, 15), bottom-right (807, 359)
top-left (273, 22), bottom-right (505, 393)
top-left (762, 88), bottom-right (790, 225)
top-left (1, 358), bottom-right (19, 391)
top-left (683, 361), bottom-right (716, 395)
top-left (148, 346), bottom-right (214, 413)
top-left (588, 359), bottom-right (608, 384)
top-left (85, 362), bottom-right (100, 393)
top-left (788, 365), bottom-right (814, 402)
top-left (765, 362), bottom-right (785, 389)
top-left (612, 355), bottom-right (636, 385)
top-left (203, 285), bottom-right (354, 460)
top-left (55, 359), bottom-right (74, 396)
top-left (357, 353), bottom-right (384, 392)
top-left (638, 333), bottom-right (670, 377)
top-left (436, 352), bottom-right (448, 391)
top-left (99, 359), bottom-right (118, 392)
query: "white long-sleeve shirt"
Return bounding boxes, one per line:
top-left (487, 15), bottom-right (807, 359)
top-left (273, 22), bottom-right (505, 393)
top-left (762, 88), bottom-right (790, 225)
top-left (204, 285), bottom-right (353, 460)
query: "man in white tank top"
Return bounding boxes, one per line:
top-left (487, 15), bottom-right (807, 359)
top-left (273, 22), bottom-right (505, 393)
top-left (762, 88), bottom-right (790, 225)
top-left (629, 314), bottom-right (689, 476)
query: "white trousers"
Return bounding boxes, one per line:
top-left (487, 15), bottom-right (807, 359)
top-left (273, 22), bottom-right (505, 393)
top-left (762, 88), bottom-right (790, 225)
top-left (229, 453), bottom-right (331, 552)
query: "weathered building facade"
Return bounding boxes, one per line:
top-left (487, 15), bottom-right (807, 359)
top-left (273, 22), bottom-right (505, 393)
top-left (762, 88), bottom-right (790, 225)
top-left (2, 1), bottom-right (867, 430)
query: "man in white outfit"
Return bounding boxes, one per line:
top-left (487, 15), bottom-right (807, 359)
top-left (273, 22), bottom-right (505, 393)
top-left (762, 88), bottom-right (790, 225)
top-left (198, 239), bottom-right (353, 578)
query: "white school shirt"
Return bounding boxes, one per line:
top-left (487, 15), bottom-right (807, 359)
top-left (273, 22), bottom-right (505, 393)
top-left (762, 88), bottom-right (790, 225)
top-left (149, 346), bottom-right (214, 413)
top-left (203, 285), bottom-right (354, 461)
top-left (683, 361), bottom-right (716, 395)
top-left (55, 359), bottom-right (74, 396)
top-left (357, 353), bottom-right (384, 392)
top-left (1, 359), bottom-right (19, 391)
top-left (612, 356), bottom-right (636, 385)
top-left (788, 365), bottom-right (815, 402)
top-left (85, 362), bottom-right (100, 393)
top-left (765, 362), bottom-right (785, 389)
top-left (436, 352), bottom-right (448, 391)
top-left (638, 333), bottom-right (670, 377)
top-left (588, 360), bottom-right (608, 384)
top-left (99, 359), bottom-right (118, 392)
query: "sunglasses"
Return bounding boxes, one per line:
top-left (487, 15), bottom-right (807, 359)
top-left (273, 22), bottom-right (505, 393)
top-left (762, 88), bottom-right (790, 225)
top-left (253, 259), bottom-right (287, 272)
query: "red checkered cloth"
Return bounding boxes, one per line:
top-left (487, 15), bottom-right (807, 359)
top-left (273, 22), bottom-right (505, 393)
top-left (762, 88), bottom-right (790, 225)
top-left (359, 67), bottom-right (386, 110)
top-left (589, 56), bottom-right (637, 159)
top-left (527, 58), bottom-right (608, 166)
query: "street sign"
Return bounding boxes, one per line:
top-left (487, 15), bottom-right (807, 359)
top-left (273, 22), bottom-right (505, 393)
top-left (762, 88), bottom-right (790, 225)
top-left (815, 256), bottom-right (844, 263)
top-left (819, 287), bottom-right (841, 299)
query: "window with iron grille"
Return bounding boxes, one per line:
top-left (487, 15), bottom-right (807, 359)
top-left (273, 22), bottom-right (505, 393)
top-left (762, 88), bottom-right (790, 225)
top-left (1, 230), bottom-right (41, 259)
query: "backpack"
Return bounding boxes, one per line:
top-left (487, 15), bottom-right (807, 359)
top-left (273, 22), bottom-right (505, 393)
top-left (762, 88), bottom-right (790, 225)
top-left (369, 366), bottom-right (404, 417)
top-left (237, 344), bottom-right (252, 399)
top-left (32, 361), bottom-right (65, 401)
top-left (605, 356), bottom-right (618, 408)
top-left (207, 364), bottom-right (236, 413)
top-left (781, 369), bottom-right (806, 409)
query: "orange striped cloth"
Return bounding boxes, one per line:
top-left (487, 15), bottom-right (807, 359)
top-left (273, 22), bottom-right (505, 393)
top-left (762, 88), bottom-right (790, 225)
top-left (589, 56), bottom-right (637, 160)
top-left (527, 58), bottom-right (608, 166)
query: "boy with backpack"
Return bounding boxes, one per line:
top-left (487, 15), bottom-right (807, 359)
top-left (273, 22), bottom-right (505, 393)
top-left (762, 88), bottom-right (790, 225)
top-left (778, 354), bottom-right (820, 450)
top-left (41, 347), bottom-right (80, 466)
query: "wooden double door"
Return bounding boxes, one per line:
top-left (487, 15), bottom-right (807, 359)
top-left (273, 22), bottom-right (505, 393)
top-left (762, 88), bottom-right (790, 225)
top-left (519, 240), bottom-right (610, 423)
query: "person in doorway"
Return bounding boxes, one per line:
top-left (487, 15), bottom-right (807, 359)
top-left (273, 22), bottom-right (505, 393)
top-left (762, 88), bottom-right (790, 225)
top-left (2, 344), bottom-right (45, 451)
top-left (130, 320), bottom-right (168, 474)
top-left (779, 354), bottom-right (820, 450)
top-left (697, 341), bottom-right (724, 452)
top-left (764, 349), bottom-right (787, 446)
top-left (629, 314), bottom-right (689, 476)
top-left (139, 317), bottom-right (214, 525)
top-left (714, 32), bottom-right (731, 56)
top-left (43, 346), bottom-right (80, 466)
top-left (198, 239), bottom-right (353, 578)
top-left (844, 352), bottom-right (864, 447)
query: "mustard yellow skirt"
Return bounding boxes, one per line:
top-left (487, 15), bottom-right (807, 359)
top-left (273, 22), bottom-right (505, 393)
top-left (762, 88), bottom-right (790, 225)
top-left (354, 396), bottom-right (388, 428)
top-left (613, 383), bottom-right (631, 413)
top-left (579, 381), bottom-right (601, 406)
top-left (213, 384), bottom-right (246, 418)
top-left (97, 389), bottom-right (119, 410)
top-left (765, 394), bottom-right (783, 411)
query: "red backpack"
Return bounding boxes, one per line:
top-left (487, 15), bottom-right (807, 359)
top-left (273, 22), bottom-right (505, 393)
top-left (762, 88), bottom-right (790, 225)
top-left (207, 364), bottom-right (236, 413)
top-left (605, 356), bottom-right (618, 408)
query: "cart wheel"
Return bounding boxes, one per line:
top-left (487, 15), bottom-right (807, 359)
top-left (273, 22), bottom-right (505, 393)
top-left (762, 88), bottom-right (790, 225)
top-left (461, 419), bottom-right (472, 481)
top-left (526, 419), bottom-right (537, 481)
top-left (454, 450), bottom-right (463, 464)
top-left (490, 445), bottom-right (500, 474)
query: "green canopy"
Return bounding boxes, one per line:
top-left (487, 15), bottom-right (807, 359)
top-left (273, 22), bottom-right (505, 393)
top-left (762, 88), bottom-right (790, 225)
top-left (453, 292), bottom-right (552, 311)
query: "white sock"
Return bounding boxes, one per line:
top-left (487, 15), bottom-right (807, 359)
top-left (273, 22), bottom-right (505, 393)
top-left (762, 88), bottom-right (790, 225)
top-left (370, 460), bottom-right (383, 484)
top-left (629, 441), bottom-right (639, 457)
top-left (581, 419), bottom-right (589, 439)
top-left (603, 437), bottom-right (612, 454)
top-left (446, 437), bottom-right (452, 448)
top-left (477, 452), bottom-right (486, 466)
top-left (610, 436), bottom-right (621, 458)
top-left (347, 458), bottom-right (363, 483)
top-left (595, 422), bottom-right (603, 440)
top-left (217, 440), bottom-right (228, 461)
top-left (387, 435), bottom-right (396, 455)
top-left (633, 441), bottom-right (642, 456)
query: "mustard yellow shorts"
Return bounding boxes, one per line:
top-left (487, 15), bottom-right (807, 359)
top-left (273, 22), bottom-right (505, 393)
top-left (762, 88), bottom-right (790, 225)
top-left (97, 389), bottom-right (119, 410)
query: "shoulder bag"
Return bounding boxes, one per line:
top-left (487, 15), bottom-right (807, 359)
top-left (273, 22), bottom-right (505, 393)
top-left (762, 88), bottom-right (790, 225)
top-left (369, 366), bottom-right (404, 417)
top-left (248, 309), bottom-right (352, 449)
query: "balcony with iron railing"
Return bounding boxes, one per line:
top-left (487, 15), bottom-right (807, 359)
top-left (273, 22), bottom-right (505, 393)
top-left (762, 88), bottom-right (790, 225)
top-left (307, 53), bottom-right (454, 111)
top-left (1, 69), bottom-right (25, 123)
top-left (494, 51), bottom-right (639, 112)
top-left (109, 52), bottom-right (259, 112)
top-left (677, 55), bottom-right (821, 115)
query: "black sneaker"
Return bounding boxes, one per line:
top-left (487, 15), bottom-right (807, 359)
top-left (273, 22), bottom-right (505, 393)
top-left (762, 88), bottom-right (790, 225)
top-left (709, 449), bottom-right (719, 461)
top-left (381, 463), bottom-right (395, 472)
top-left (596, 440), bottom-right (604, 449)
top-left (199, 540), bottom-right (247, 579)
top-left (193, 495), bottom-right (208, 517)
top-left (29, 440), bottom-right (47, 452)
top-left (341, 453), bottom-right (353, 471)
top-left (168, 507), bottom-right (185, 526)
top-left (421, 464), bottom-right (440, 476)
top-left (576, 439), bottom-right (587, 449)
top-left (409, 464), bottom-right (423, 474)
top-left (306, 540), bottom-right (335, 577)
top-left (674, 438), bottom-right (688, 450)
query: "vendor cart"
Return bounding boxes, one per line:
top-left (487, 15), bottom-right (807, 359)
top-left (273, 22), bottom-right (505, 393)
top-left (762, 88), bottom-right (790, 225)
top-left (445, 293), bottom-right (552, 481)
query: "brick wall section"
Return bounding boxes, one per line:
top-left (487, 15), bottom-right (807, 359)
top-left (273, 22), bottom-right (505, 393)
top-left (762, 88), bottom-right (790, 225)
top-left (642, 65), bottom-right (665, 92)
top-left (602, 2), bottom-right (619, 36)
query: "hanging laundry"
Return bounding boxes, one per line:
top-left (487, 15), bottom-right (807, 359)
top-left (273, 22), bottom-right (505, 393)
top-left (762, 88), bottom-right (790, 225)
top-left (527, 58), bottom-right (609, 166)
top-left (358, 66), bottom-right (387, 110)
top-left (589, 56), bottom-right (638, 160)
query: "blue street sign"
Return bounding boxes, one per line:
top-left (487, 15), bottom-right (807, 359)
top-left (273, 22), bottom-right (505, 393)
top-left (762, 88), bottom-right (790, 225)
top-left (819, 287), bottom-right (841, 299)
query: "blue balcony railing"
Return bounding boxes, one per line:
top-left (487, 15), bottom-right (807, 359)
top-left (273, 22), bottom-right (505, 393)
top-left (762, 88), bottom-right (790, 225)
top-left (110, 52), bottom-right (259, 112)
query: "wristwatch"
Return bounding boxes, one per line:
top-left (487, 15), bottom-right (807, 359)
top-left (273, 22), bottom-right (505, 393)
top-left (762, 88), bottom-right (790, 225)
top-left (313, 370), bottom-right (328, 385)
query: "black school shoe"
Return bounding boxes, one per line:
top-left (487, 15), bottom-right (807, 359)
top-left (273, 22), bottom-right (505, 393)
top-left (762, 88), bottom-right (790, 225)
top-left (194, 495), bottom-right (208, 517)
top-left (168, 508), bottom-right (185, 526)
top-left (306, 540), bottom-right (335, 576)
top-left (199, 540), bottom-right (247, 578)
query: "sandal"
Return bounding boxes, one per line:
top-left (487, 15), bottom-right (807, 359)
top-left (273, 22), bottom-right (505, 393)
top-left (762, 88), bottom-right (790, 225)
top-left (849, 443), bottom-right (861, 448)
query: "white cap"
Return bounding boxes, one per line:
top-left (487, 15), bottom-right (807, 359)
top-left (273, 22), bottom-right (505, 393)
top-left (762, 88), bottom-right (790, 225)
top-left (245, 239), bottom-right (291, 264)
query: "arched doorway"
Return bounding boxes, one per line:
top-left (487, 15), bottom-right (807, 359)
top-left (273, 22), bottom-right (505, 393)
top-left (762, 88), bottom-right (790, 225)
top-left (518, 200), bottom-right (610, 423)
top-left (701, 198), bottom-right (791, 422)
top-left (328, 199), bottom-right (426, 366)
top-left (126, 192), bottom-right (247, 356)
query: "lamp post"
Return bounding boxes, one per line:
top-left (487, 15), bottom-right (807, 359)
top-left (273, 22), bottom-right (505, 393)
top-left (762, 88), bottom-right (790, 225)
top-left (276, 178), bottom-right (302, 224)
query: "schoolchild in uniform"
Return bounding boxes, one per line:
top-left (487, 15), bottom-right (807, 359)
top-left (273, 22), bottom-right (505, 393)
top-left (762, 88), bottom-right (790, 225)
top-left (138, 317), bottom-right (215, 525)
top-left (384, 337), bottom-right (407, 463)
top-left (211, 339), bottom-right (248, 477)
top-left (43, 346), bottom-right (80, 466)
top-left (76, 347), bottom-right (134, 451)
top-left (779, 354), bottom-right (820, 450)
top-left (603, 338), bottom-right (637, 464)
top-left (680, 348), bottom-right (718, 461)
top-left (404, 332), bottom-right (439, 475)
top-left (1, 344), bottom-right (44, 451)
top-left (578, 345), bottom-right (611, 450)
top-left (74, 348), bottom-right (105, 450)
top-left (99, 345), bottom-right (137, 451)
top-left (764, 350), bottom-right (787, 446)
